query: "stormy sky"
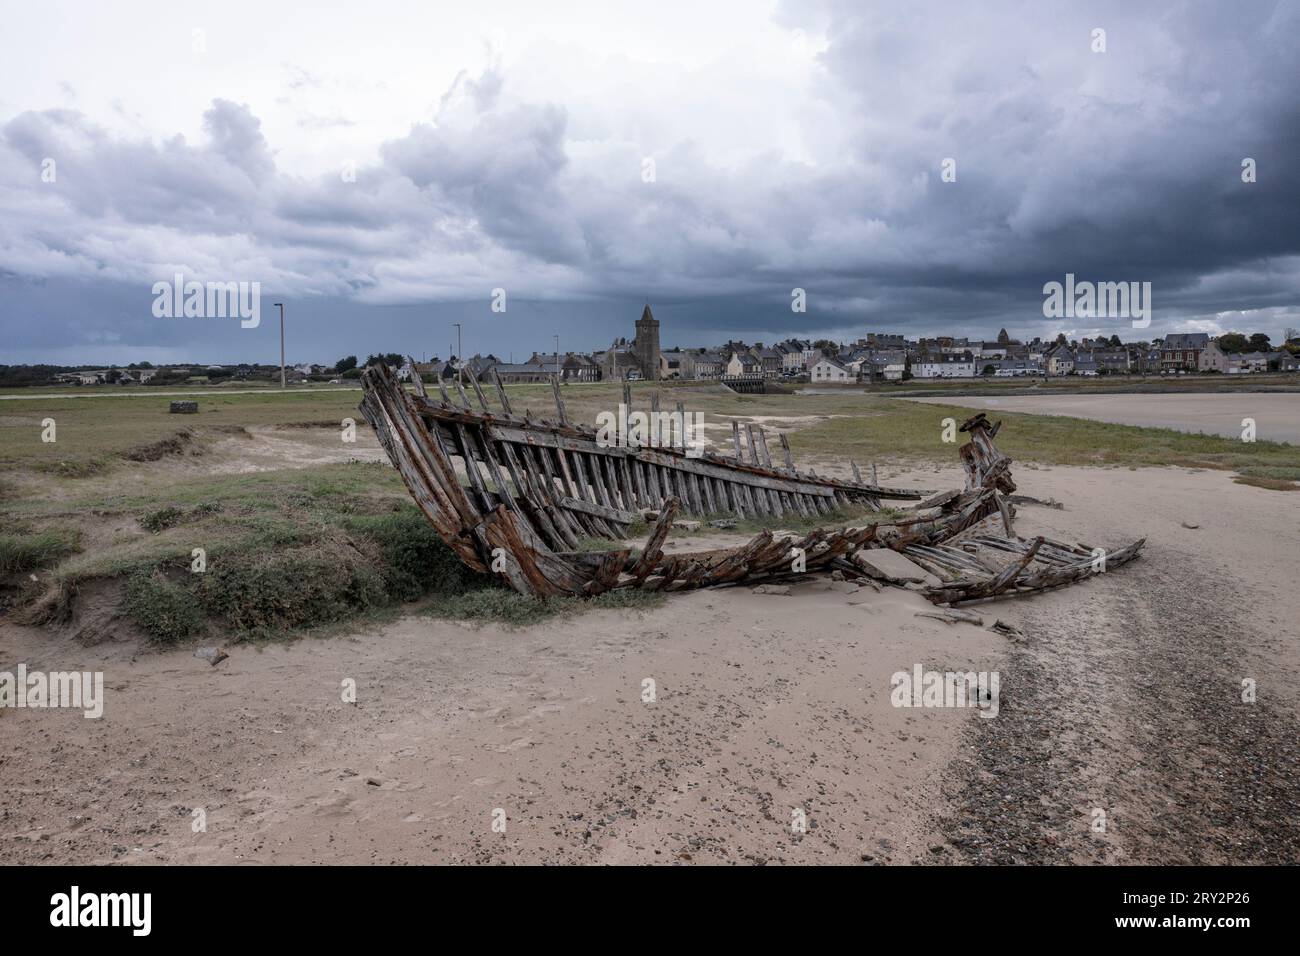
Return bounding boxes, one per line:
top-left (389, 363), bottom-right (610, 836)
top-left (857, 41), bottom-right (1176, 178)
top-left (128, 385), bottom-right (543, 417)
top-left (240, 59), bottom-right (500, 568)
top-left (1, 0), bottom-right (1298, 366)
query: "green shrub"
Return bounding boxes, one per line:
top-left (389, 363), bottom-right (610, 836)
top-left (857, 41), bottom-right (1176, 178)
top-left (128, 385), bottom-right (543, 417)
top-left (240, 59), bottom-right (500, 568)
top-left (344, 507), bottom-right (491, 600)
top-left (123, 572), bottom-right (204, 643)
top-left (0, 528), bottom-right (81, 574)
top-left (140, 501), bottom-right (221, 533)
top-left (140, 506), bottom-right (185, 533)
top-left (198, 541), bottom-right (388, 636)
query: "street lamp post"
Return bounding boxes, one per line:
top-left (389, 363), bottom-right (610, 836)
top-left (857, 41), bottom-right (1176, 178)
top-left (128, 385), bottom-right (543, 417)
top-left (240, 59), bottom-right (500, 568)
top-left (454, 323), bottom-right (463, 387)
top-left (274, 302), bottom-right (285, 389)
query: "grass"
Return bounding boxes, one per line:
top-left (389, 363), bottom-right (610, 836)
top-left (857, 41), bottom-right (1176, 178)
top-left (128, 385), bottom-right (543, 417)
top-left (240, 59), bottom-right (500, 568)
top-left (5, 377), bottom-right (1296, 481)
top-left (121, 429), bottom-right (196, 462)
top-left (123, 571), bottom-right (206, 643)
top-left (781, 398), bottom-right (1300, 477)
top-left (0, 389), bottom-right (366, 473)
top-left (195, 537), bottom-right (390, 638)
top-left (0, 528), bottom-right (82, 574)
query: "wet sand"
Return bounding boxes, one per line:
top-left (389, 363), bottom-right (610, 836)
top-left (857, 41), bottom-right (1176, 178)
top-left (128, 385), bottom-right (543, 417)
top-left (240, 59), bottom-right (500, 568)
top-left (903, 392), bottom-right (1300, 444)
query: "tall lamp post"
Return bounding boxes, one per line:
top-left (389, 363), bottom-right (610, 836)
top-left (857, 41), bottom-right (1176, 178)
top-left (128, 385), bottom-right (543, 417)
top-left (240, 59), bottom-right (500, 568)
top-left (454, 323), bottom-right (463, 387)
top-left (274, 302), bottom-right (285, 389)
top-left (554, 334), bottom-right (560, 382)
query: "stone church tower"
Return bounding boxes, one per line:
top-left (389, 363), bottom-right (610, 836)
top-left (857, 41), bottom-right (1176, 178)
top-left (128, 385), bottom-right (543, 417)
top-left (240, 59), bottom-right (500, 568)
top-left (633, 304), bottom-right (661, 381)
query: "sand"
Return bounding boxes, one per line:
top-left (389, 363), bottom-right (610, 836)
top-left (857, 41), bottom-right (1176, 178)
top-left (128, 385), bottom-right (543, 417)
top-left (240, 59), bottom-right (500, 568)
top-left (904, 393), bottom-right (1300, 444)
top-left (3, 462), bottom-right (1299, 865)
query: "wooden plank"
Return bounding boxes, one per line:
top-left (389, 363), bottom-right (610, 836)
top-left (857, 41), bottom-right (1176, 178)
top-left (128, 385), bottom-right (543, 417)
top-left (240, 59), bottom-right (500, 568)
top-left (543, 444), bottom-right (574, 496)
top-left (646, 458), bottom-right (663, 505)
top-left (995, 491), bottom-right (1015, 539)
top-left (619, 455), bottom-right (639, 510)
top-left (600, 455), bottom-right (625, 511)
top-left (631, 458), bottom-right (649, 508)
top-left (688, 470), bottom-right (707, 515)
top-left (526, 445), bottom-right (582, 547)
top-left (576, 453), bottom-right (618, 537)
top-left (630, 499), bottom-right (678, 582)
top-left (727, 479), bottom-right (747, 517)
top-left (481, 422), bottom-right (926, 498)
top-left (475, 432), bottom-right (523, 517)
top-left (452, 423), bottom-right (494, 514)
top-left (406, 355), bottom-right (427, 398)
top-left (490, 367), bottom-right (514, 416)
top-left (541, 447), bottom-right (599, 537)
top-left (530, 444), bottom-right (587, 541)
top-left (551, 374), bottom-right (569, 426)
top-left (559, 495), bottom-right (636, 524)
top-left (453, 377), bottom-right (472, 410)
top-left (708, 476), bottom-right (724, 515)
top-left (466, 372), bottom-right (491, 412)
top-left (732, 420), bottom-right (742, 460)
top-left (779, 432), bottom-right (795, 472)
top-left (586, 452), bottom-right (616, 511)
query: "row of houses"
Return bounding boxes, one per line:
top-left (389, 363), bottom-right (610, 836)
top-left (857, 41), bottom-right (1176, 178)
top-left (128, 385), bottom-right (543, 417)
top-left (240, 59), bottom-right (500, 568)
top-left (407, 330), bottom-right (1300, 388)
top-left (1176, 335), bottom-right (1299, 374)
top-left (407, 338), bottom-right (817, 385)
top-left (802, 336), bottom-right (1300, 382)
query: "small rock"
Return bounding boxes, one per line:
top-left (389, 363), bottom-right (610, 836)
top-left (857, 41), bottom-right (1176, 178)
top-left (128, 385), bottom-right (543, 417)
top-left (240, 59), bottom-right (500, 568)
top-left (915, 609), bottom-right (983, 626)
top-left (673, 520), bottom-right (702, 532)
top-left (990, 619), bottom-right (1024, 639)
top-left (852, 549), bottom-right (940, 585)
top-left (751, 584), bottom-right (792, 596)
top-left (1181, 521), bottom-right (1199, 529)
top-left (194, 646), bottom-right (228, 666)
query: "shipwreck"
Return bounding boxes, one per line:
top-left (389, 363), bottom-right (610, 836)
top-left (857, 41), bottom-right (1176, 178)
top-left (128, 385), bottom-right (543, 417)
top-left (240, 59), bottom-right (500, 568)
top-left (359, 361), bottom-right (1145, 604)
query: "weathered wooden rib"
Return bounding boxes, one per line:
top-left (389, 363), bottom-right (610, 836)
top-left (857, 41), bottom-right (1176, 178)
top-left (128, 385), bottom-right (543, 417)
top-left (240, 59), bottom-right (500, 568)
top-left (360, 364), bottom-right (1145, 603)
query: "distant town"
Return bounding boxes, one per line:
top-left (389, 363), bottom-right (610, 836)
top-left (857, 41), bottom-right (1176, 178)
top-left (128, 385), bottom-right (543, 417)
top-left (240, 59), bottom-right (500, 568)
top-left (4, 305), bottom-right (1299, 388)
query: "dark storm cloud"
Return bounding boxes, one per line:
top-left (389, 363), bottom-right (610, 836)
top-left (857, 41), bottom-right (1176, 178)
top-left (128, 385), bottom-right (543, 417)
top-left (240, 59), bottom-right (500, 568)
top-left (2, 0), bottom-right (1298, 362)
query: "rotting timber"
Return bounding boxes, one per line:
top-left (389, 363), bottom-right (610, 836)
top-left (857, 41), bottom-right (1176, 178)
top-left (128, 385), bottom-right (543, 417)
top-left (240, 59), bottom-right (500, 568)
top-left (359, 361), bottom-right (1145, 605)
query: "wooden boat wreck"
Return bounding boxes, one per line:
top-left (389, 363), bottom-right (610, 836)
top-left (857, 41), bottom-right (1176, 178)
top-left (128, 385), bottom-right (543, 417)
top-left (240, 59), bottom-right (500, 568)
top-left (359, 361), bottom-right (1145, 605)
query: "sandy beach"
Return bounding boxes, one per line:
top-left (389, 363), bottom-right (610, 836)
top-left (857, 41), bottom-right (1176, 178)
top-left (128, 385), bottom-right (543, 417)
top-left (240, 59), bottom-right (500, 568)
top-left (5, 461), bottom-right (1298, 865)
top-left (904, 393), bottom-right (1300, 444)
